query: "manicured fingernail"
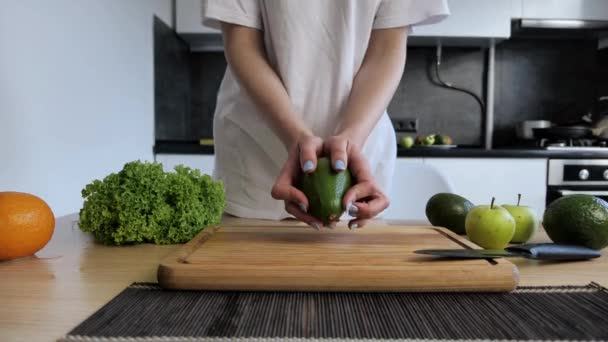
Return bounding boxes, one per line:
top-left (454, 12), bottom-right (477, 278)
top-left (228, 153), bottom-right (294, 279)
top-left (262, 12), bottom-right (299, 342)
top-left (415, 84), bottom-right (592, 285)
top-left (349, 223), bottom-right (359, 230)
top-left (303, 160), bottom-right (314, 172)
top-left (310, 223), bottom-right (321, 231)
top-left (299, 203), bottom-right (307, 212)
top-left (348, 202), bottom-right (359, 217)
top-left (334, 160), bottom-right (346, 171)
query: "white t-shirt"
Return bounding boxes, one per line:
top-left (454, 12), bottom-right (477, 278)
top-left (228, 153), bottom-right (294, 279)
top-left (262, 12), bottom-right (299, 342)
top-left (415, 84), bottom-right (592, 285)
top-left (202, 0), bottom-right (449, 220)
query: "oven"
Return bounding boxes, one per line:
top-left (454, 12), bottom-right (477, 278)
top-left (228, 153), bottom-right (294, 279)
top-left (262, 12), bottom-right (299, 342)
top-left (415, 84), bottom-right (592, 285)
top-left (547, 159), bottom-right (608, 204)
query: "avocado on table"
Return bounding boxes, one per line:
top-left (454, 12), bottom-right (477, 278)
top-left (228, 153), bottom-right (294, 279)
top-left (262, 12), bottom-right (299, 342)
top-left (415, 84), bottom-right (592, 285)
top-left (543, 194), bottom-right (608, 250)
top-left (425, 193), bottom-right (474, 234)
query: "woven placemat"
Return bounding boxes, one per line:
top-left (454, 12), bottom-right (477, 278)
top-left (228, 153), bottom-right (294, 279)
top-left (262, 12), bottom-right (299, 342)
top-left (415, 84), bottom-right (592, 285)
top-left (58, 282), bottom-right (608, 342)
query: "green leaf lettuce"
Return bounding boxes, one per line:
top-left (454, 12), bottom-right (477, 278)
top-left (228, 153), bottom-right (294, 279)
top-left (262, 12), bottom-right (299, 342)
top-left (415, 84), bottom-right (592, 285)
top-left (78, 160), bottom-right (225, 245)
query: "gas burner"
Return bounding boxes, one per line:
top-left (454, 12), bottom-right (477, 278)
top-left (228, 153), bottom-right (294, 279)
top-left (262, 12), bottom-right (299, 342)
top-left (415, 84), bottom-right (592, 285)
top-left (538, 138), bottom-right (607, 149)
top-left (547, 141), bottom-right (566, 148)
top-left (545, 146), bottom-right (608, 151)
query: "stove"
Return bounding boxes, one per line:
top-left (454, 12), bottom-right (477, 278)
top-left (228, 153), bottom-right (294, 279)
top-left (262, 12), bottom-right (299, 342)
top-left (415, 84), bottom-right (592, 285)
top-left (541, 138), bottom-right (608, 149)
top-left (545, 146), bottom-right (608, 152)
top-left (547, 159), bottom-right (608, 204)
top-left (509, 138), bottom-right (608, 205)
top-left (513, 138), bottom-right (608, 151)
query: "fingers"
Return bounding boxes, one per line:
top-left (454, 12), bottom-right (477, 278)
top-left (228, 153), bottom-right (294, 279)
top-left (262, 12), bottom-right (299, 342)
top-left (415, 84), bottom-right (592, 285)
top-left (271, 183), bottom-right (309, 209)
top-left (345, 147), bottom-right (373, 182)
top-left (342, 181), bottom-right (372, 209)
top-left (299, 136), bottom-right (323, 173)
top-left (274, 144), bottom-right (300, 185)
top-left (284, 202), bottom-right (322, 230)
top-left (324, 137), bottom-right (348, 171)
top-left (348, 219), bottom-right (368, 230)
top-left (343, 182), bottom-right (390, 220)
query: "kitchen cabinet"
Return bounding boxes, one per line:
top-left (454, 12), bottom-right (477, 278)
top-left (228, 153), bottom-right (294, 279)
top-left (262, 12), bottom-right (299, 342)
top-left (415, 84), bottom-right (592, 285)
top-left (519, 0), bottom-right (608, 21)
top-left (155, 154), bottom-right (215, 176)
top-left (410, 0), bottom-right (513, 39)
top-left (175, 0), bottom-right (223, 50)
top-left (510, 0), bottom-right (523, 18)
top-left (423, 158), bottom-right (547, 216)
top-left (176, 0), bottom-right (219, 34)
top-left (382, 158), bottom-right (429, 221)
top-left (175, 0), bottom-right (515, 48)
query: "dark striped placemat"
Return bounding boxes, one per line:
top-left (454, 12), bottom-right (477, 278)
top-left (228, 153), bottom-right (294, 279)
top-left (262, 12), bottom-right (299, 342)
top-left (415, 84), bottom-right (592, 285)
top-left (59, 282), bottom-right (608, 342)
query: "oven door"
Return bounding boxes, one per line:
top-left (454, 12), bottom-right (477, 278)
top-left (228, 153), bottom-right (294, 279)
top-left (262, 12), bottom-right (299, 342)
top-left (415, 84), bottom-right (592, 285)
top-left (547, 187), bottom-right (608, 204)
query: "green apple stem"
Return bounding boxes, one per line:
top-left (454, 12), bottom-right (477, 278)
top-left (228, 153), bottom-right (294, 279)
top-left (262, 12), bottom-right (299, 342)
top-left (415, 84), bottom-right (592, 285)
top-left (491, 197), bottom-right (495, 209)
top-left (517, 193), bottom-right (521, 206)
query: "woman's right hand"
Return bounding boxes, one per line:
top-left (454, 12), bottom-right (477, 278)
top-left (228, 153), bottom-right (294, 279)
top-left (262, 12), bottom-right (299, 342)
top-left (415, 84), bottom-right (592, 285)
top-left (271, 134), bottom-right (325, 230)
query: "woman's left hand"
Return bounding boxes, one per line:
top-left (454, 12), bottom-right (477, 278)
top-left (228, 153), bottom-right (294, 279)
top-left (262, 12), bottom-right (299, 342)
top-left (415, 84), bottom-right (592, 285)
top-left (324, 136), bottom-right (390, 229)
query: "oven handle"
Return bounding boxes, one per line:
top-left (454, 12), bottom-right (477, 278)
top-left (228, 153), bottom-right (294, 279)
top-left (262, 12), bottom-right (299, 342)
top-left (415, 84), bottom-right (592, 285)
top-left (557, 190), bottom-right (608, 196)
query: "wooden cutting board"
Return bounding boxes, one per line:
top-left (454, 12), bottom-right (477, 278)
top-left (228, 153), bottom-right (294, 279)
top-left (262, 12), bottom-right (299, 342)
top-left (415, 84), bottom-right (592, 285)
top-left (157, 225), bottom-right (519, 292)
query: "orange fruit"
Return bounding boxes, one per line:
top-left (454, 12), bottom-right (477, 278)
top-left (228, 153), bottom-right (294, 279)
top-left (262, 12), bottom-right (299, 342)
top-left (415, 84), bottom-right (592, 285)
top-left (0, 192), bottom-right (55, 260)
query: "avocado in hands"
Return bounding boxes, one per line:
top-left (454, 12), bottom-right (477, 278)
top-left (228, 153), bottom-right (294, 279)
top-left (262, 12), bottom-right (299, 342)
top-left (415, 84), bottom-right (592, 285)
top-left (300, 157), bottom-right (353, 225)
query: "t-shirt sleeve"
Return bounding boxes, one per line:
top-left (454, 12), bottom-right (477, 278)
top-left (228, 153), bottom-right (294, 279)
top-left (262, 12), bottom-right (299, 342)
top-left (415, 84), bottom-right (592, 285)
top-left (201, 0), bottom-right (262, 31)
top-left (372, 0), bottom-right (450, 30)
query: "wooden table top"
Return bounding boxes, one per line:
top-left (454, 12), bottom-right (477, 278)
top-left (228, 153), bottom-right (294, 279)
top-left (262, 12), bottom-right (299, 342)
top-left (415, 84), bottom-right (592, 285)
top-left (1, 214), bottom-right (606, 342)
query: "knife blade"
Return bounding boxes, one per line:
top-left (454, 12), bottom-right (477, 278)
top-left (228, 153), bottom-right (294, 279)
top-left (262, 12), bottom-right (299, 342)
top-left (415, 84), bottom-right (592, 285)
top-left (414, 243), bottom-right (602, 260)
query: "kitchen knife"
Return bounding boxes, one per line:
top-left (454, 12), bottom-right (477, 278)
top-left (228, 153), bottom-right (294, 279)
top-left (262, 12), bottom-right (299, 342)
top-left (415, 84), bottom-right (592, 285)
top-left (414, 243), bottom-right (602, 261)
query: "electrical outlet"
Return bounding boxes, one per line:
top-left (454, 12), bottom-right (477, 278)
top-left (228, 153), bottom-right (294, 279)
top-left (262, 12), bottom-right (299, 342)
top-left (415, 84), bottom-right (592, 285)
top-left (391, 117), bottom-right (418, 133)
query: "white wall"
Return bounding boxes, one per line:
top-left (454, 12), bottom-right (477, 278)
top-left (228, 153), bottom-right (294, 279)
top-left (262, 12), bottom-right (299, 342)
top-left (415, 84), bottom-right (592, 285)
top-left (0, 0), bottom-right (173, 216)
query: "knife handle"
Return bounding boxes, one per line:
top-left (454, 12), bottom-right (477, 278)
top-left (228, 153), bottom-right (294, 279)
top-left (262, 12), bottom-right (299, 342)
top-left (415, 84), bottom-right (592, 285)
top-left (505, 243), bottom-right (602, 260)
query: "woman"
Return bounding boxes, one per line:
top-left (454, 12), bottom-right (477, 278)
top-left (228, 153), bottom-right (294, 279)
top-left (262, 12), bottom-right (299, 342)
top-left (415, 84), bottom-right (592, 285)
top-left (202, 0), bottom-right (449, 229)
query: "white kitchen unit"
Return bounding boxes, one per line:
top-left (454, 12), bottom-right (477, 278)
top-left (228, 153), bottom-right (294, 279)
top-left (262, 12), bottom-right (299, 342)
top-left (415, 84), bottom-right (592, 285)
top-left (519, 0), bottom-right (608, 21)
top-left (176, 0), bottom-right (516, 48)
top-left (383, 158), bottom-right (438, 221)
top-left (153, 153), bottom-right (548, 222)
top-left (510, 0), bottom-right (523, 18)
top-left (411, 0), bottom-right (513, 39)
top-left (175, 0), bottom-right (223, 50)
top-left (155, 154), bottom-right (215, 176)
top-left (423, 158), bottom-right (547, 217)
top-left (176, 0), bottom-right (219, 34)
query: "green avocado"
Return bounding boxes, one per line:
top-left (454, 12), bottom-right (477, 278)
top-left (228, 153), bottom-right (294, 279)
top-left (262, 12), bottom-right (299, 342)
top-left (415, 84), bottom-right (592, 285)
top-left (425, 193), bottom-right (474, 234)
top-left (543, 194), bottom-right (608, 250)
top-left (300, 157), bottom-right (352, 225)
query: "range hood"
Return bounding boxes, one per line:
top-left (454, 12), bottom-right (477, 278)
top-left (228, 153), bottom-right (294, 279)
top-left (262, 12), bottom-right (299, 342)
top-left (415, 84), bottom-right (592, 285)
top-left (518, 19), bottom-right (608, 30)
top-left (512, 19), bottom-right (608, 41)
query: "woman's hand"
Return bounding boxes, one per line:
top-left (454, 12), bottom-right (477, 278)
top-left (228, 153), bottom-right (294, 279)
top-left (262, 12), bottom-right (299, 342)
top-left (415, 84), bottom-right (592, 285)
top-left (271, 135), bottom-right (325, 230)
top-left (324, 136), bottom-right (390, 229)
top-left (272, 134), bottom-right (389, 230)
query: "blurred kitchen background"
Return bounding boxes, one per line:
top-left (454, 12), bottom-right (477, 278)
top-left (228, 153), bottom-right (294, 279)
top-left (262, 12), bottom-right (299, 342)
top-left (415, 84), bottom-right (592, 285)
top-left (155, 0), bottom-right (608, 150)
top-left (2, 0), bottom-right (608, 220)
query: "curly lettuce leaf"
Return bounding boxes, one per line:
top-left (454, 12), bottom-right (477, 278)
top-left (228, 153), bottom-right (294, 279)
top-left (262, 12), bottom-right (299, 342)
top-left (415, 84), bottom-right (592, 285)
top-left (78, 160), bottom-right (225, 245)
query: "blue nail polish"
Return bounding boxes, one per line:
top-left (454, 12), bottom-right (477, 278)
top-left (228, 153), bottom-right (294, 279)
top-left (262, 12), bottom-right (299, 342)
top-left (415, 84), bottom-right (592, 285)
top-left (299, 203), bottom-right (307, 212)
top-left (350, 223), bottom-right (359, 230)
top-left (334, 160), bottom-right (346, 171)
top-left (348, 203), bottom-right (359, 217)
top-left (303, 160), bottom-right (314, 172)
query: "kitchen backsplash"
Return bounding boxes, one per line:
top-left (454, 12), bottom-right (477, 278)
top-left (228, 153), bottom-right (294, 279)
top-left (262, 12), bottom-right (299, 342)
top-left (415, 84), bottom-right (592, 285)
top-left (493, 38), bottom-right (599, 147)
top-left (154, 17), bottom-right (603, 147)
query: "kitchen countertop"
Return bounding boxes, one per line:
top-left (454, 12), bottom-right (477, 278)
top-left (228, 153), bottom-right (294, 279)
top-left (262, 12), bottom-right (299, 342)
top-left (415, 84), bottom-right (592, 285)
top-left (2, 214), bottom-right (606, 342)
top-left (154, 141), bottom-right (608, 159)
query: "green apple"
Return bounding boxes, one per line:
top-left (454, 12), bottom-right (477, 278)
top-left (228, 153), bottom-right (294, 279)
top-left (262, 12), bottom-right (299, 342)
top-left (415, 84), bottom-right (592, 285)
top-left (502, 194), bottom-right (539, 243)
top-left (465, 197), bottom-right (516, 249)
top-left (400, 136), bottom-right (414, 149)
top-left (423, 134), bottom-right (435, 145)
